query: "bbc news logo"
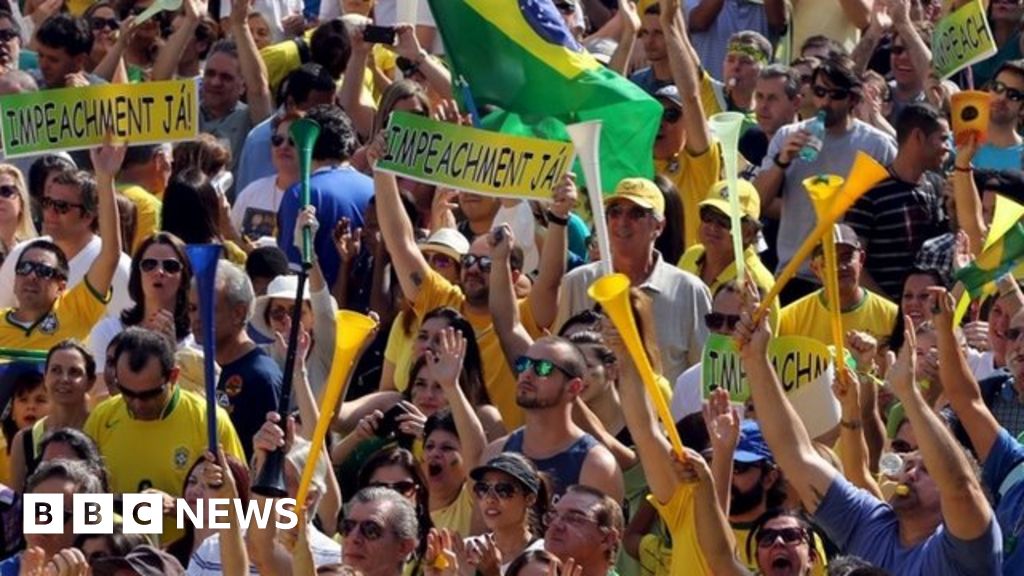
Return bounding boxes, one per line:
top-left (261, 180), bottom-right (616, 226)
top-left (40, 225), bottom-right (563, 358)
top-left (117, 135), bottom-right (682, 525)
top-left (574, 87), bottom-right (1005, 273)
top-left (24, 494), bottom-right (299, 534)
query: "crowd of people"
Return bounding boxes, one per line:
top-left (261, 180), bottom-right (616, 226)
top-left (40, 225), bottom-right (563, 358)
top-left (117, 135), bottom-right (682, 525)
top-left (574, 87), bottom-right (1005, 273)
top-left (0, 0), bottom-right (1016, 574)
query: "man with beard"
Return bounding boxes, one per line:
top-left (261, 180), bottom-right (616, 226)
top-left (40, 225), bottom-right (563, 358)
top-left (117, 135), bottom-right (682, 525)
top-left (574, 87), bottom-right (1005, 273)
top-left (371, 142), bottom-right (572, 429)
top-left (845, 103), bottom-right (951, 300)
top-left (736, 292), bottom-right (1002, 576)
top-left (754, 56), bottom-right (896, 304)
top-left (480, 336), bottom-right (623, 503)
top-left (974, 60), bottom-right (1024, 171)
top-left (779, 225), bottom-right (897, 349)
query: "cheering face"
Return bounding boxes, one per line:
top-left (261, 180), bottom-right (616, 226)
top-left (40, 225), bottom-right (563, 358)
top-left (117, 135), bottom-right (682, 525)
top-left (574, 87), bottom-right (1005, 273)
top-left (459, 238), bottom-right (493, 305)
top-left (474, 470), bottom-right (531, 532)
top-left (409, 373), bottom-right (447, 417)
top-left (201, 51), bottom-right (245, 112)
top-left (901, 273), bottom-right (940, 328)
top-left (637, 14), bottom-right (666, 62)
top-left (754, 516), bottom-right (815, 576)
top-left (41, 181), bottom-right (92, 241)
top-left (888, 452), bottom-right (941, 516)
top-left (14, 248), bottom-right (66, 313)
top-left (44, 349), bottom-right (91, 407)
top-left (889, 38), bottom-right (918, 89)
top-left (421, 429), bottom-right (465, 488)
top-left (988, 70), bottom-right (1024, 126)
top-left (139, 243), bottom-right (184, 310)
top-left (919, 121), bottom-right (952, 172)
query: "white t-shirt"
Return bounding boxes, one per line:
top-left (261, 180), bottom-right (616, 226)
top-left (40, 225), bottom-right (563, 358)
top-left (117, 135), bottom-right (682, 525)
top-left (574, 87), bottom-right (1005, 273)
top-left (88, 316), bottom-right (197, 376)
top-left (187, 527), bottom-right (341, 575)
top-left (220, 0), bottom-right (304, 43)
top-left (0, 235), bottom-right (133, 315)
top-left (363, 0), bottom-right (444, 54)
top-left (492, 201), bottom-right (538, 274)
top-left (671, 362), bottom-right (703, 422)
top-left (230, 175), bottom-right (285, 242)
top-left (968, 348), bottom-right (998, 382)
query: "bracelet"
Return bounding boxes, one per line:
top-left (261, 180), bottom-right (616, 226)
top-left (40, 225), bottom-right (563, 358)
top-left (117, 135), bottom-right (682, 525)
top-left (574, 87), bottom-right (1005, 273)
top-left (840, 419), bottom-right (863, 430)
top-left (773, 153), bottom-right (791, 169)
top-left (545, 210), bottom-right (569, 226)
top-left (953, 164), bottom-right (973, 173)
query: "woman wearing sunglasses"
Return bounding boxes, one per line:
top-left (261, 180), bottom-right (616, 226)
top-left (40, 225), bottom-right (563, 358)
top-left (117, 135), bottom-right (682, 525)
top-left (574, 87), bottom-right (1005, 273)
top-left (0, 164), bottom-right (37, 266)
top-left (88, 232), bottom-right (193, 402)
top-left (83, 3), bottom-right (121, 74)
top-left (465, 453), bottom-right (550, 575)
top-left (230, 112), bottom-right (301, 244)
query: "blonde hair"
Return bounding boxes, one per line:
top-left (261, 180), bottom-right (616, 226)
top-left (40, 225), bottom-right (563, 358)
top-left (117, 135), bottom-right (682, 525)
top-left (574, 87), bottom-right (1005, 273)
top-left (0, 164), bottom-right (37, 245)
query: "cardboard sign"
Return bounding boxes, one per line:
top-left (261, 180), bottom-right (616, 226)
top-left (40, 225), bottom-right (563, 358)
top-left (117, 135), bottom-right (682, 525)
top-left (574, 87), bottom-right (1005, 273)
top-left (701, 334), bottom-right (841, 438)
top-left (0, 79), bottom-right (197, 157)
top-left (932, 0), bottom-right (997, 79)
top-left (377, 111), bottom-right (575, 200)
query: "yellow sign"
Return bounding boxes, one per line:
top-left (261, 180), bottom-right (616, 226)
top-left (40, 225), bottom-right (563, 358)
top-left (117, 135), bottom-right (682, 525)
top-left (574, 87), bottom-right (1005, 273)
top-left (0, 79), bottom-right (197, 157)
top-left (932, 0), bottom-right (997, 79)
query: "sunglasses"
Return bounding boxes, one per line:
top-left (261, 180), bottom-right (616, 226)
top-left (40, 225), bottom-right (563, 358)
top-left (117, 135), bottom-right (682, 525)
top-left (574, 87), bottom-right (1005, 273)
top-left (733, 460), bottom-right (763, 475)
top-left (756, 527), bottom-right (807, 548)
top-left (0, 29), bottom-right (17, 42)
top-left (890, 45), bottom-right (906, 56)
top-left (427, 253), bottom-right (457, 269)
top-left (461, 254), bottom-right (492, 272)
top-left (700, 207), bottom-right (731, 229)
top-left (340, 518), bottom-right (386, 540)
top-left (514, 356), bottom-right (576, 378)
top-left (119, 382), bottom-right (167, 401)
top-left (812, 85), bottom-right (850, 100)
top-left (1006, 327), bottom-right (1024, 341)
top-left (472, 480), bottom-right (519, 500)
top-left (91, 17), bottom-right (120, 31)
top-left (992, 80), bottom-right (1024, 103)
top-left (370, 480), bottom-right (418, 495)
top-left (0, 185), bottom-right (18, 199)
top-left (41, 196), bottom-right (86, 215)
top-left (139, 258), bottom-right (183, 274)
top-left (270, 134), bottom-right (295, 148)
top-left (15, 260), bottom-right (65, 280)
top-left (268, 306), bottom-right (295, 323)
top-left (705, 312), bottom-right (741, 332)
top-left (661, 107), bottom-right (682, 124)
top-left (607, 203), bottom-right (652, 221)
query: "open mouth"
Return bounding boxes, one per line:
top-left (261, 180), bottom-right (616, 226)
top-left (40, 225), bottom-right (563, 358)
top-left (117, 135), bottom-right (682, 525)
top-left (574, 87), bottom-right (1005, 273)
top-left (427, 462), bottom-right (443, 477)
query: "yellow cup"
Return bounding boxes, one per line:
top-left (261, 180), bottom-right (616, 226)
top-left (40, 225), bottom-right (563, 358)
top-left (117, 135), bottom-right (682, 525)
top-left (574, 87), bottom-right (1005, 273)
top-left (951, 90), bottom-right (991, 146)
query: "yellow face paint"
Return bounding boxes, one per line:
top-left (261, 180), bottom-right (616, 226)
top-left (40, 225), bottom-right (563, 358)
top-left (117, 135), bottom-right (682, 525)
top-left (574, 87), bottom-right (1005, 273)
top-left (895, 484), bottom-right (910, 497)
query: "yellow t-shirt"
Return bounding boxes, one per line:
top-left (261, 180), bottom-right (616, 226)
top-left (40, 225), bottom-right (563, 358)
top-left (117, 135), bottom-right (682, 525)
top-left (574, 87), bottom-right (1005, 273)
top-left (413, 270), bottom-right (543, 430)
top-left (83, 386), bottom-right (245, 543)
top-left (655, 143), bottom-right (722, 250)
top-left (648, 485), bottom-right (711, 576)
top-left (429, 481), bottom-right (475, 536)
top-left (261, 31), bottom-right (377, 106)
top-left (0, 279), bottom-right (110, 350)
top-left (118, 184), bottom-right (162, 254)
top-left (779, 289), bottom-right (899, 348)
top-left (678, 244), bottom-right (780, 332)
top-left (383, 310), bottom-right (418, 393)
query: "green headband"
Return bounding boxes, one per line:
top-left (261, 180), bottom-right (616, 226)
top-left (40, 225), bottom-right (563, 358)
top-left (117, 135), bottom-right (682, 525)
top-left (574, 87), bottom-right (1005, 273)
top-left (728, 42), bottom-right (768, 65)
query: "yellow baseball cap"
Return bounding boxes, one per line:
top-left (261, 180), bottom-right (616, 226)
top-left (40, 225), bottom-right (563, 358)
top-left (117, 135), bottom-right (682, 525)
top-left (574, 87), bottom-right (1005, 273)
top-left (605, 177), bottom-right (665, 218)
top-left (699, 179), bottom-right (761, 221)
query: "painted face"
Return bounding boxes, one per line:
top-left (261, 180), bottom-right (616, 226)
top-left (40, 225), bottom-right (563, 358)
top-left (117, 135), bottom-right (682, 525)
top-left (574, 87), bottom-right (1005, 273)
top-left (421, 429), bottom-right (464, 488)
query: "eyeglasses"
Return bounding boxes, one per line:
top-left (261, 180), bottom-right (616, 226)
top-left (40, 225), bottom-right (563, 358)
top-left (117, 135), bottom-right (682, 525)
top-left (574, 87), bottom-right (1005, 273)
top-left (139, 258), bottom-right (183, 274)
top-left (514, 356), bottom-right (576, 378)
top-left (268, 306), bottom-right (294, 323)
top-left (544, 509), bottom-right (601, 529)
top-left (699, 207), bottom-right (731, 229)
top-left (427, 253), bottom-right (457, 269)
top-left (607, 203), bottom-right (652, 221)
top-left (733, 461), bottom-right (763, 475)
top-left (15, 261), bottom-right (65, 280)
top-left (461, 254), bottom-right (492, 272)
top-left (0, 185), bottom-right (19, 199)
top-left (40, 196), bottom-right (86, 215)
top-left (340, 518), bottom-right (386, 540)
top-left (756, 527), bottom-right (807, 548)
top-left (91, 17), bottom-right (120, 31)
top-left (271, 134), bottom-right (295, 148)
top-left (0, 29), bottom-right (17, 42)
top-left (992, 80), bottom-right (1024, 103)
top-left (812, 85), bottom-right (850, 100)
top-left (370, 480), bottom-right (418, 496)
top-left (472, 481), bottom-right (519, 500)
top-left (661, 107), bottom-right (682, 124)
top-left (705, 312), bottom-right (741, 332)
top-left (1006, 327), bottom-right (1024, 341)
top-left (119, 382), bottom-right (167, 401)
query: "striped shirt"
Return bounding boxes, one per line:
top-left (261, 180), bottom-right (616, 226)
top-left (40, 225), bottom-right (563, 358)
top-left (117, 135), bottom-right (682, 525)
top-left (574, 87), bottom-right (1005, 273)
top-left (845, 171), bottom-right (948, 300)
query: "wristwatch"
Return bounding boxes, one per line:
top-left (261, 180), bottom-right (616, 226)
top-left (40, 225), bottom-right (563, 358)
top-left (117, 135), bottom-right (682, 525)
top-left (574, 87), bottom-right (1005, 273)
top-left (773, 152), bottom-right (791, 169)
top-left (545, 210), bottom-right (569, 226)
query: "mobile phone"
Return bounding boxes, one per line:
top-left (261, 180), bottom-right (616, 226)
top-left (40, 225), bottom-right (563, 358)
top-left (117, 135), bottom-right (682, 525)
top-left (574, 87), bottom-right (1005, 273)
top-left (363, 25), bottom-right (397, 45)
top-left (375, 403), bottom-right (410, 440)
top-left (491, 226), bottom-right (505, 243)
top-left (211, 171), bottom-right (233, 197)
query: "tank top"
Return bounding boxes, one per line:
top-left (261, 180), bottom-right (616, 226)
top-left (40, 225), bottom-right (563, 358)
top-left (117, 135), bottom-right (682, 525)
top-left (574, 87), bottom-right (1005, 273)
top-left (503, 429), bottom-right (598, 497)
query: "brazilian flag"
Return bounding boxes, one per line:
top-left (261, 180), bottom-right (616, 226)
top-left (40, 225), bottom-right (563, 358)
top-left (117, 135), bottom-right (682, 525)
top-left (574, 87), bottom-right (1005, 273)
top-left (428, 0), bottom-right (662, 192)
top-left (0, 348), bottom-right (46, 417)
top-left (955, 222), bottom-right (1024, 298)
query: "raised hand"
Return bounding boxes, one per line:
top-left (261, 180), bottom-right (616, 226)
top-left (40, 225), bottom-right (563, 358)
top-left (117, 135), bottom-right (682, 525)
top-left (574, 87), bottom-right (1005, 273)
top-left (703, 388), bottom-right (740, 455)
top-left (550, 173), bottom-right (578, 220)
top-left (735, 281), bottom-right (771, 360)
top-left (90, 136), bottom-right (127, 177)
top-left (425, 327), bottom-right (467, 388)
top-left (395, 23), bottom-right (423, 61)
top-left (832, 365), bottom-right (862, 415)
top-left (846, 330), bottom-right (879, 375)
top-left (669, 447), bottom-right (712, 484)
top-left (203, 446), bottom-right (240, 499)
top-left (294, 206), bottom-right (320, 253)
top-left (425, 528), bottom-right (465, 576)
top-left (367, 133), bottom-right (388, 168)
top-left (487, 223), bottom-right (515, 262)
top-left (619, 0), bottom-right (640, 35)
top-left (333, 217), bottom-right (362, 262)
top-left (952, 230), bottom-right (972, 272)
top-left (395, 401), bottom-right (428, 439)
top-left (887, 316), bottom-right (918, 400)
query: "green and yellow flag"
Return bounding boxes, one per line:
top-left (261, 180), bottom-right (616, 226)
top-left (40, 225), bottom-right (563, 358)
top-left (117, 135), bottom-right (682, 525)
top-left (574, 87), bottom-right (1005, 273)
top-left (427, 0), bottom-right (662, 192)
top-left (955, 221), bottom-right (1024, 298)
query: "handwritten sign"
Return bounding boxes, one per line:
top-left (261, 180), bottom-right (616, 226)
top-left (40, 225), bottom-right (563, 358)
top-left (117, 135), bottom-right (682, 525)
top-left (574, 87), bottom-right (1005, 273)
top-left (0, 79), bottom-right (197, 157)
top-left (932, 0), bottom-right (997, 79)
top-left (377, 111), bottom-right (575, 200)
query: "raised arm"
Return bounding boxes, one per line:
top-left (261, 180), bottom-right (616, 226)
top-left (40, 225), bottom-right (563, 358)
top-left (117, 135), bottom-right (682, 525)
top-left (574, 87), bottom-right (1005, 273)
top-left (735, 286), bottom-right (838, 514)
top-left (764, 0), bottom-right (787, 37)
top-left (394, 25), bottom-right (452, 103)
top-left (890, 0), bottom-right (931, 90)
top-left (488, 225), bottom-right (534, 369)
top-left (850, 2), bottom-right (888, 74)
top-left (832, 367), bottom-right (884, 499)
top-left (661, 0), bottom-right (710, 155)
top-left (152, 0), bottom-right (205, 80)
top-left (528, 173), bottom-right (575, 330)
top-left (608, 0), bottom-right (640, 75)
top-left (230, 0), bottom-right (273, 124)
top-left (682, 449), bottom-right (750, 576)
top-left (86, 141), bottom-right (124, 297)
top-left (430, 328), bottom-right (487, 469)
top-left (338, 24), bottom-right (376, 140)
top-left (953, 136), bottom-right (987, 256)
top-left (839, 0), bottom-right (874, 30)
top-left (888, 314), bottom-right (994, 541)
top-left (203, 448), bottom-right (250, 576)
top-left (703, 388), bottom-right (740, 514)
top-left (369, 136), bottom-right (431, 302)
top-left (931, 287), bottom-right (1001, 463)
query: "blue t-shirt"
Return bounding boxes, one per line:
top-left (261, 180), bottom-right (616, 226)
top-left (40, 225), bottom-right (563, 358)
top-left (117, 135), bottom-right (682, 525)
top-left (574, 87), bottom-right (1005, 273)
top-left (814, 475), bottom-right (1002, 575)
top-left (0, 554), bottom-right (17, 576)
top-left (628, 67), bottom-right (672, 95)
top-left (277, 165), bottom-right (374, 288)
top-left (216, 347), bottom-right (283, 459)
top-left (235, 116), bottom-right (276, 195)
top-left (974, 143), bottom-right (1024, 172)
top-left (982, 428), bottom-right (1024, 575)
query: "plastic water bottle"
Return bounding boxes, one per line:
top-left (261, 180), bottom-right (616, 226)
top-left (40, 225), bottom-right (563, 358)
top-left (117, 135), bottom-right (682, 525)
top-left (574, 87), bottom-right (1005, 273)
top-left (798, 111), bottom-right (826, 162)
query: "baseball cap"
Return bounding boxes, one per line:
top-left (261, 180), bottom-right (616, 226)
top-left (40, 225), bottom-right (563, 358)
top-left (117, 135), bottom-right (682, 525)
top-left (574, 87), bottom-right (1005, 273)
top-left (699, 179), bottom-right (761, 221)
top-left (813, 223), bottom-right (862, 257)
top-left (653, 85), bottom-right (682, 108)
top-left (604, 177), bottom-right (665, 218)
top-left (470, 453), bottom-right (540, 494)
top-left (418, 228), bottom-right (470, 262)
top-left (734, 420), bottom-right (774, 464)
top-left (91, 545), bottom-right (186, 576)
